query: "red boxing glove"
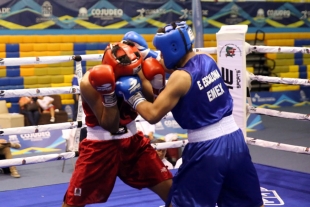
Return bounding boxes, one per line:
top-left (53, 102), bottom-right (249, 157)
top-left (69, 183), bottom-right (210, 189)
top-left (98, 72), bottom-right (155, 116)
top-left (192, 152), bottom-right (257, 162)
top-left (88, 64), bottom-right (117, 107)
top-left (142, 57), bottom-right (166, 97)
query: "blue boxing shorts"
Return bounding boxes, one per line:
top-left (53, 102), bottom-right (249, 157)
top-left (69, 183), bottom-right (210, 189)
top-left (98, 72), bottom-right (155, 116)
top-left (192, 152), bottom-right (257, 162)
top-left (166, 129), bottom-right (263, 207)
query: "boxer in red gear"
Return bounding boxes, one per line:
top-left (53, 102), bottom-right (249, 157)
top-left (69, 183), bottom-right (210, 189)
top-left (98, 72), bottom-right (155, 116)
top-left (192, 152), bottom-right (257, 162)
top-left (62, 41), bottom-right (172, 207)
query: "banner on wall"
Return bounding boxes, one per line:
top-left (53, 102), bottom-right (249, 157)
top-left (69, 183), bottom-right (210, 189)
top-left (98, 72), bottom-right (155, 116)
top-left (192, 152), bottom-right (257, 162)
top-left (250, 88), bottom-right (310, 107)
top-left (2, 129), bottom-right (66, 156)
top-left (0, 0), bottom-right (309, 32)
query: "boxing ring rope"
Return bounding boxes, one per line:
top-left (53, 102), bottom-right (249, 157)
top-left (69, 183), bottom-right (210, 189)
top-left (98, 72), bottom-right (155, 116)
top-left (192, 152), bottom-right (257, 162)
top-left (0, 43), bottom-right (309, 169)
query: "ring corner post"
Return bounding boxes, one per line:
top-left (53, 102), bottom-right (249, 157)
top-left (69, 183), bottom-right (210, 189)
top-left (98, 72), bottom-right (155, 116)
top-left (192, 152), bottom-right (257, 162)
top-left (216, 25), bottom-right (248, 138)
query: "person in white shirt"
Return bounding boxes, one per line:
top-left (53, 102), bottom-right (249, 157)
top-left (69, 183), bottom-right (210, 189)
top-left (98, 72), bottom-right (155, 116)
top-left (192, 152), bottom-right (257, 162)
top-left (174, 158), bottom-right (183, 169)
top-left (135, 115), bottom-right (155, 140)
top-left (151, 138), bottom-right (174, 170)
top-left (37, 96), bottom-right (56, 122)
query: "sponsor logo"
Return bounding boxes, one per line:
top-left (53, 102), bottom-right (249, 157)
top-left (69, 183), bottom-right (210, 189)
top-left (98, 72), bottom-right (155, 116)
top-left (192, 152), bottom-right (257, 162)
top-left (74, 188), bottom-right (82, 196)
top-left (256, 8), bottom-right (265, 18)
top-left (129, 78), bottom-right (141, 93)
top-left (42, 1), bottom-right (52, 17)
top-left (251, 93), bottom-right (276, 103)
top-left (36, 89), bottom-right (40, 93)
top-left (219, 44), bottom-right (242, 58)
top-left (37, 1), bottom-right (57, 23)
top-left (164, 119), bottom-right (181, 128)
top-left (20, 131), bottom-right (51, 141)
top-left (236, 69), bottom-right (241, 88)
top-left (267, 10), bottom-right (290, 20)
top-left (0, 90), bottom-right (4, 97)
top-left (221, 67), bottom-right (233, 90)
top-left (300, 10), bottom-right (310, 20)
top-left (36, 57), bottom-right (40, 62)
top-left (224, 5), bottom-right (242, 24)
top-left (96, 84), bottom-right (112, 91)
top-left (111, 126), bottom-right (128, 135)
top-left (91, 8), bottom-right (123, 20)
top-left (78, 7), bottom-right (88, 20)
top-left (0, 58), bottom-right (4, 65)
top-left (133, 65), bottom-right (141, 74)
top-left (155, 121), bottom-right (164, 130)
top-left (8, 135), bottom-right (19, 143)
top-left (226, 46), bottom-right (236, 57)
top-left (180, 9), bottom-right (208, 19)
top-left (160, 167), bottom-right (167, 173)
top-left (261, 187), bottom-right (284, 205)
top-left (137, 8), bottom-right (166, 18)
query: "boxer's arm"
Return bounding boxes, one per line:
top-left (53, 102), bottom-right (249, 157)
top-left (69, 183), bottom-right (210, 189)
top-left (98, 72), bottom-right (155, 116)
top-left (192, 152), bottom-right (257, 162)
top-left (80, 72), bottom-right (120, 133)
top-left (138, 70), bottom-right (154, 102)
top-left (135, 70), bottom-right (191, 124)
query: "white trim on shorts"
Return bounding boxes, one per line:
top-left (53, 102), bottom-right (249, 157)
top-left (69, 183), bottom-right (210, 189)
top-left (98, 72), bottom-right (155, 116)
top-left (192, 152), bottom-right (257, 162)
top-left (187, 115), bottom-right (239, 143)
top-left (86, 121), bottom-right (137, 141)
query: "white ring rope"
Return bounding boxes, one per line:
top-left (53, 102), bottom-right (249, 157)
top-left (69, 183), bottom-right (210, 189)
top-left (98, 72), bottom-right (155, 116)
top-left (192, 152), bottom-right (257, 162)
top-left (248, 105), bottom-right (310, 121)
top-left (0, 44), bottom-right (308, 67)
top-left (0, 151), bottom-right (77, 168)
top-left (0, 140), bottom-right (189, 168)
top-left (0, 121), bottom-right (84, 135)
top-left (0, 87), bottom-right (79, 98)
top-left (246, 137), bottom-right (310, 155)
top-left (0, 44), bottom-right (309, 169)
top-left (249, 74), bottom-right (310, 86)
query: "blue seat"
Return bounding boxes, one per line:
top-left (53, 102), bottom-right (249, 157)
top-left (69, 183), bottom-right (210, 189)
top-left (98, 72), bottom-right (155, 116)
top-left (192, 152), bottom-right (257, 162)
top-left (6, 69), bottom-right (20, 77)
top-left (74, 43), bottom-right (87, 51)
top-left (299, 72), bottom-right (307, 79)
top-left (86, 43), bottom-right (98, 50)
top-left (74, 50), bottom-right (86, 55)
top-left (6, 44), bottom-right (19, 52)
top-left (0, 85), bottom-right (10, 90)
top-left (294, 53), bottom-right (303, 59)
top-left (98, 43), bottom-right (108, 50)
top-left (299, 65), bottom-right (307, 73)
top-left (9, 77), bottom-right (23, 85)
top-left (10, 85), bottom-right (24, 89)
top-left (295, 40), bottom-right (310, 46)
top-left (10, 97), bottom-right (20, 103)
top-left (6, 52), bottom-right (19, 58)
top-left (0, 77), bottom-right (9, 86)
top-left (9, 103), bottom-right (20, 113)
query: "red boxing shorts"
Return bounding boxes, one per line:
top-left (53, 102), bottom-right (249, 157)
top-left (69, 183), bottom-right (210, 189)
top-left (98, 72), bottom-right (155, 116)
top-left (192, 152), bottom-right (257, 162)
top-left (64, 131), bottom-right (172, 206)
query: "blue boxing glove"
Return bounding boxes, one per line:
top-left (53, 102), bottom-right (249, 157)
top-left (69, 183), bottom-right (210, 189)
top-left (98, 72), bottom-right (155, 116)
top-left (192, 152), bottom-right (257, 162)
top-left (115, 75), bottom-right (146, 109)
top-left (123, 31), bottom-right (160, 60)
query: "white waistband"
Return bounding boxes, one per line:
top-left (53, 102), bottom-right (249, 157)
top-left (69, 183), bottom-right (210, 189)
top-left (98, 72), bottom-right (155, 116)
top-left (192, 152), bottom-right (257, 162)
top-left (187, 115), bottom-right (239, 143)
top-left (86, 121), bottom-right (137, 141)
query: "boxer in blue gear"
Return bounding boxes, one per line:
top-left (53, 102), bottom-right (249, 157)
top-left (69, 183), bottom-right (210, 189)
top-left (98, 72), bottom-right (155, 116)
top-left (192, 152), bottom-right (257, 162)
top-left (123, 31), bottom-right (161, 60)
top-left (116, 21), bottom-right (264, 207)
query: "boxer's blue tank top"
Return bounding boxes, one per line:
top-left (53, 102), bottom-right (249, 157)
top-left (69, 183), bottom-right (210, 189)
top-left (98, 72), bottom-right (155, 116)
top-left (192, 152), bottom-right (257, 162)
top-left (171, 54), bottom-right (233, 130)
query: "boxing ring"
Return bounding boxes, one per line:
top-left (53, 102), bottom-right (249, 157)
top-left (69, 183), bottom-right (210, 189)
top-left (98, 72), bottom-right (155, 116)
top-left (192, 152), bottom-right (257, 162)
top-left (0, 31), bottom-right (310, 205)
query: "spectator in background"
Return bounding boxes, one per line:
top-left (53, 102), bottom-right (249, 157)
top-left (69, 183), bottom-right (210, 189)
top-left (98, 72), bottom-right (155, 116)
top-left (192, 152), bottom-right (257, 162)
top-left (0, 139), bottom-right (21, 178)
top-left (151, 138), bottom-right (174, 170)
top-left (19, 96), bottom-right (40, 126)
top-left (37, 96), bottom-right (56, 122)
top-left (164, 133), bottom-right (180, 166)
top-left (71, 74), bottom-right (79, 122)
top-left (174, 157), bottom-right (182, 169)
top-left (135, 115), bottom-right (155, 141)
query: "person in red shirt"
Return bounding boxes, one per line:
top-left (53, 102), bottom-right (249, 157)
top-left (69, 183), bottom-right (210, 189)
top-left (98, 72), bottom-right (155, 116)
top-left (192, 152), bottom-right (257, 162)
top-left (62, 40), bottom-right (172, 207)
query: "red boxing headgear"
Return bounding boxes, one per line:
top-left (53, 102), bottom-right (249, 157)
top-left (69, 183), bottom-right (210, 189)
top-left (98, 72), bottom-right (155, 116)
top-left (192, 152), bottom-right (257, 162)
top-left (102, 40), bottom-right (142, 79)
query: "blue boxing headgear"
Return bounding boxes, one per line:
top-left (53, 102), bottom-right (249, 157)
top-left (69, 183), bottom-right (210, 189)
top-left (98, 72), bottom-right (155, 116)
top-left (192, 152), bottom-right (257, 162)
top-left (153, 21), bottom-right (195, 69)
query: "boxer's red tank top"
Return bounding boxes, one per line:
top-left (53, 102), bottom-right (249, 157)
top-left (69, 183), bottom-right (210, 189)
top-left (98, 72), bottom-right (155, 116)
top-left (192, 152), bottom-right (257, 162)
top-left (82, 98), bottom-right (137, 127)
